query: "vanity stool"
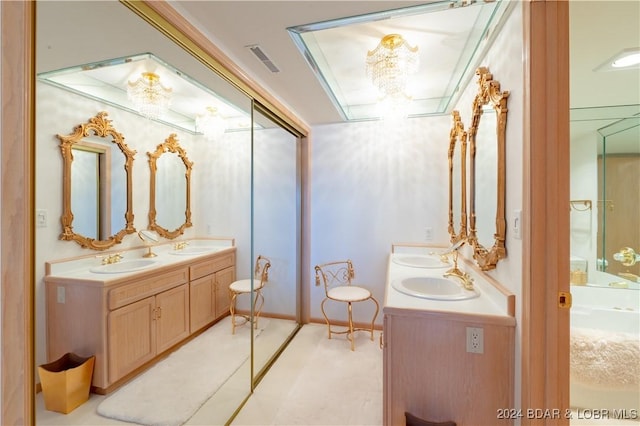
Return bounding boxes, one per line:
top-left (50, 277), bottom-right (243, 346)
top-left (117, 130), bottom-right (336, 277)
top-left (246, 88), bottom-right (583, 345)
top-left (314, 259), bottom-right (379, 350)
top-left (228, 255), bottom-right (271, 334)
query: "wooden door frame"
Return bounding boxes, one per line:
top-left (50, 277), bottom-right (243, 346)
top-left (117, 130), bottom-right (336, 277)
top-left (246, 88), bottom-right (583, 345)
top-left (1, 1), bottom-right (569, 424)
top-left (1, 1), bottom-right (36, 424)
top-left (521, 1), bottom-right (570, 424)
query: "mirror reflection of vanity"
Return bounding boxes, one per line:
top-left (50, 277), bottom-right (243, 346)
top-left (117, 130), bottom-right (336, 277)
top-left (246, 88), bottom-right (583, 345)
top-left (36, 1), bottom-right (304, 423)
top-left (148, 133), bottom-right (193, 239)
top-left (57, 112), bottom-right (136, 250)
top-left (447, 110), bottom-right (467, 244)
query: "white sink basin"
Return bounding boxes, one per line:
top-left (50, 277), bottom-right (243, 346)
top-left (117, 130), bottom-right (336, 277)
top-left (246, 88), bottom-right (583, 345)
top-left (393, 254), bottom-right (450, 269)
top-left (90, 259), bottom-right (159, 274)
top-left (168, 246), bottom-right (220, 256)
top-left (392, 276), bottom-right (480, 301)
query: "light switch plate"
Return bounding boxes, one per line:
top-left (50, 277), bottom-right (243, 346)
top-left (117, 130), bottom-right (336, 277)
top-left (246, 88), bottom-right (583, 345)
top-left (513, 209), bottom-right (522, 240)
top-left (36, 209), bottom-right (48, 228)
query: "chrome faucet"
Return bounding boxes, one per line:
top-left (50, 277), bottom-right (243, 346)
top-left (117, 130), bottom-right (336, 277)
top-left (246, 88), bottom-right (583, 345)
top-left (100, 252), bottom-right (123, 265)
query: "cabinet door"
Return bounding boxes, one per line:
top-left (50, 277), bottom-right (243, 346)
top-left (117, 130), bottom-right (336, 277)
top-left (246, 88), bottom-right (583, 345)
top-left (156, 284), bottom-right (190, 354)
top-left (215, 266), bottom-right (235, 318)
top-left (190, 275), bottom-right (216, 333)
top-left (108, 296), bottom-right (156, 384)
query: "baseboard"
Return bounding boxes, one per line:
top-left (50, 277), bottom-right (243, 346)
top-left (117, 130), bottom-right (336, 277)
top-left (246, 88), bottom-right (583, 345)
top-left (309, 317), bottom-right (383, 331)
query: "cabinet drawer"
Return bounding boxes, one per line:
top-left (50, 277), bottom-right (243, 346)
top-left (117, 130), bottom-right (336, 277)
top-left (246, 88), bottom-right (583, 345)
top-left (190, 251), bottom-right (235, 280)
top-left (108, 267), bottom-right (188, 310)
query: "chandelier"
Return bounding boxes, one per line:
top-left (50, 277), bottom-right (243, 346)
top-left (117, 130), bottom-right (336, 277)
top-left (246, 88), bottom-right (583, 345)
top-left (127, 72), bottom-right (172, 119)
top-left (366, 34), bottom-right (419, 114)
top-left (196, 107), bottom-right (226, 141)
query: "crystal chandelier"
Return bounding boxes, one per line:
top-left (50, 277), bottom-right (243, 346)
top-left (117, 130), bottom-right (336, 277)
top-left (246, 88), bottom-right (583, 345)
top-left (127, 72), bottom-right (172, 119)
top-left (196, 107), bottom-right (226, 141)
top-left (366, 34), bottom-right (419, 115)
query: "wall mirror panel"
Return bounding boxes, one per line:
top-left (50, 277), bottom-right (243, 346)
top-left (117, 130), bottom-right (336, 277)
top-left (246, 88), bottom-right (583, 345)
top-left (448, 110), bottom-right (468, 243)
top-left (570, 105), bottom-right (640, 287)
top-left (468, 67), bottom-right (509, 271)
top-left (57, 111), bottom-right (136, 250)
top-left (597, 116), bottom-right (640, 282)
top-left (35, 1), bottom-right (303, 423)
top-left (148, 133), bottom-right (193, 239)
top-left (250, 104), bottom-right (301, 383)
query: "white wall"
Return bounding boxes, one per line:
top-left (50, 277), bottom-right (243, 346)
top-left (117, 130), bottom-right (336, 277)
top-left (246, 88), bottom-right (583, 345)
top-left (310, 116), bottom-right (451, 322)
top-left (569, 123), bottom-right (600, 275)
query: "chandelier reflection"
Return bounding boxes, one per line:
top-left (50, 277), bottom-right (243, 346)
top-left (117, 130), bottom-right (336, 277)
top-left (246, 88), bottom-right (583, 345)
top-left (196, 106), bottom-right (226, 141)
top-left (366, 34), bottom-right (419, 117)
top-left (127, 72), bottom-right (172, 119)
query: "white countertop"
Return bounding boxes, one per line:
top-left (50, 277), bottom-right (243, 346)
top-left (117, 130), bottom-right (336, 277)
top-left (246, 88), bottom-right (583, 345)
top-left (384, 250), bottom-right (514, 323)
top-left (45, 238), bottom-right (235, 284)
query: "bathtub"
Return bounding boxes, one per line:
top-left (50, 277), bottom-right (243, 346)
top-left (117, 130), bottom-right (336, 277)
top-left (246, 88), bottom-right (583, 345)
top-left (570, 285), bottom-right (640, 412)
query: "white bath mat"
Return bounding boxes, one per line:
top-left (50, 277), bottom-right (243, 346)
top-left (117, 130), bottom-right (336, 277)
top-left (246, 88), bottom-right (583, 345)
top-left (570, 326), bottom-right (640, 389)
top-left (97, 317), bottom-right (266, 426)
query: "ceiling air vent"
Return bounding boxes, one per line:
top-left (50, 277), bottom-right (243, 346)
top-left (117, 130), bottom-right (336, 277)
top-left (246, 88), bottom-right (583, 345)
top-left (246, 44), bottom-right (280, 73)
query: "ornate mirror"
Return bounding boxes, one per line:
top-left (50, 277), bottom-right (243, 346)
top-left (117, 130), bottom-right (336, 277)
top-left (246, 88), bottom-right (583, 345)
top-left (468, 67), bottom-right (509, 270)
top-left (148, 133), bottom-right (193, 239)
top-left (57, 111), bottom-right (136, 250)
top-left (448, 110), bottom-right (468, 244)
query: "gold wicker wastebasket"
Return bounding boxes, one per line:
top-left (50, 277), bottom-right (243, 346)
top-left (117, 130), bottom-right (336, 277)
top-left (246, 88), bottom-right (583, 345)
top-left (38, 353), bottom-right (95, 414)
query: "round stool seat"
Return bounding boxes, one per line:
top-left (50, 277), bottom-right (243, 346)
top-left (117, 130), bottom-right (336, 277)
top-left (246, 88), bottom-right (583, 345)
top-left (327, 285), bottom-right (371, 302)
top-left (230, 279), bottom-right (264, 293)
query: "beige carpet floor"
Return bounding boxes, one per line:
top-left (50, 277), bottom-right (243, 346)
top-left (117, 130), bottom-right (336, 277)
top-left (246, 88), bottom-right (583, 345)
top-left (35, 322), bottom-right (638, 426)
top-left (231, 323), bottom-right (383, 426)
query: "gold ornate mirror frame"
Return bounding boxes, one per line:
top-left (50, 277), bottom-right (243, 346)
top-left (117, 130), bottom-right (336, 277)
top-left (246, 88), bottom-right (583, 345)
top-left (468, 67), bottom-right (509, 270)
top-left (58, 111), bottom-right (136, 250)
top-left (448, 110), bottom-right (468, 244)
top-left (148, 133), bottom-right (193, 239)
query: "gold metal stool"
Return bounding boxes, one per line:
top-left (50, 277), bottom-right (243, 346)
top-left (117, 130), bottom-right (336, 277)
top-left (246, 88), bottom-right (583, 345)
top-left (229, 255), bottom-right (271, 334)
top-left (314, 259), bottom-right (379, 350)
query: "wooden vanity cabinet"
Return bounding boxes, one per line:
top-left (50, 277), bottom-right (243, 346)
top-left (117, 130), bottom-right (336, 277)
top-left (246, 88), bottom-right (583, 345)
top-left (45, 248), bottom-right (236, 393)
top-left (107, 281), bottom-right (190, 383)
top-left (189, 251), bottom-right (235, 333)
top-left (383, 309), bottom-right (515, 426)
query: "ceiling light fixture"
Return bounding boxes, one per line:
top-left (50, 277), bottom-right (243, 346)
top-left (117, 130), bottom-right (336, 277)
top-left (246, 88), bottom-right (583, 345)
top-left (366, 34), bottom-right (419, 116)
top-left (196, 107), bottom-right (226, 141)
top-left (127, 72), bottom-right (172, 119)
top-left (595, 47), bottom-right (640, 72)
top-left (612, 50), bottom-right (640, 68)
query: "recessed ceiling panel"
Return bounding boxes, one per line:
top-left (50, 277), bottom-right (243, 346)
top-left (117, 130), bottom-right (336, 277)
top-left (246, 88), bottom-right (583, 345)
top-left (38, 53), bottom-right (253, 133)
top-left (288, 0), bottom-right (511, 120)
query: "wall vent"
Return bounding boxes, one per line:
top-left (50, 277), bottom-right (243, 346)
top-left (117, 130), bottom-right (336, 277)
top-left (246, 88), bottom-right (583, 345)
top-left (246, 44), bottom-right (280, 73)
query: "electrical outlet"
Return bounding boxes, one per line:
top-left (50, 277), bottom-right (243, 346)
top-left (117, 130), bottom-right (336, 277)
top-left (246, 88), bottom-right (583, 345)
top-left (466, 326), bottom-right (484, 354)
top-left (425, 227), bottom-right (433, 242)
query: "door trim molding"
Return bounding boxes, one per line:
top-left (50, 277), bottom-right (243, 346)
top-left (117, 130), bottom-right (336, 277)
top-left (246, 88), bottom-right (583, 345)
top-left (521, 1), bottom-right (570, 423)
top-left (1, 1), bottom-right (35, 424)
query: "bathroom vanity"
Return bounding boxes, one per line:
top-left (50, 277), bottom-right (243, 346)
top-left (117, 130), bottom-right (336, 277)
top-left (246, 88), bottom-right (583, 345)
top-left (383, 246), bottom-right (516, 425)
top-left (44, 241), bottom-right (235, 393)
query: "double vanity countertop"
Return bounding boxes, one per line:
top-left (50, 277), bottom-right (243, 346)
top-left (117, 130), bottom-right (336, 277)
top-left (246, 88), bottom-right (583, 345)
top-left (384, 247), bottom-right (515, 325)
top-left (45, 238), bottom-right (235, 286)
